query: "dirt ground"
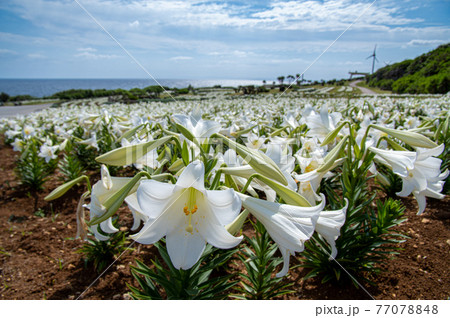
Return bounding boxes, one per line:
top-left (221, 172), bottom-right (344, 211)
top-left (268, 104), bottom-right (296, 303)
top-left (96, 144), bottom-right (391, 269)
top-left (0, 140), bottom-right (449, 300)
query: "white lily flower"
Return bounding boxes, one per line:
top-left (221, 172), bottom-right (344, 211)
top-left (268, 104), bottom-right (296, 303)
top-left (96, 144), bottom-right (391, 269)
top-left (12, 138), bottom-right (24, 152)
top-left (124, 192), bottom-right (149, 231)
top-left (265, 142), bottom-right (297, 191)
top-left (172, 106), bottom-right (222, 141)
top-left (80, 133), bottom-right (99, 150)
top-left (305, 106), bottom-right (343, 142)
top-left (294, 158), bottom-right (345, 205)
top-left (282, 111), bottom-right (299, 129)
top-left (370, 144), bottom-right (447, 214)
top-left (131, 160), bottom-right (243, 270)
top-left (369, 148), bottom-right (416, 178)
top-left (238, 192), bottom-right (325, 277)
top-left (5, 129), bottom-right (21, 140)
top-left (213, 149), bottom-right (259, 197)
top-left (412, 169), bottom-right (449, 214)
top-left (297, 180), bottom-right (322, 206)
top-left (22, 125), bottom-right (36, 139)
top-left (298, 136), bottom-right (327, 158)
top-left (54, 126), bottom-right (66, 136)
top-left (399, 147), bottom-right (444, 196)
top-left (219, 123), bottom-right (240, 138)
top-left (299, 105), bottom-right (314, 125)
top-left (38, 144), bottom-right (59, 163)
top-left (295, 153), bottom-right (325, 174)
top-left (405, 116), bottom-right (419, 129)
top-left (245, 132), bottom-right (265, 150)
top-left (370, 145), bottom-right (444, 193)
top-left (315, 200), bottom-right (348, 259)
top-left (86, 165), bottom-right (132, 240)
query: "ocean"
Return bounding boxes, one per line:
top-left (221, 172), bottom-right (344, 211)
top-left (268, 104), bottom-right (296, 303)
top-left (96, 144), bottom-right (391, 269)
top-left (0, 78), bottom-right (264, 98)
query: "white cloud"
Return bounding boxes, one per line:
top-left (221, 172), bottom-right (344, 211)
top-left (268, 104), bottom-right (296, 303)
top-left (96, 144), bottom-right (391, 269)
top-left (406, 39), bottom-right (447, 47)
top-left (169, 56), bottom-right (193, 61)
top-left (250, 0), bottom-right (421, 31)
top-left (205, 50), bottom-right (254, 58)
top-left (232, 50), bottom-right (249, 58)
top-left (1, 0), bottom-right (448, 80)
top-left (129, 20), bottom-right (140, 28)
top-left (4, 0), bottom-right (445, 59)
top-left (74, 51), bottom-right (120, 59)
top-left (6, 0), bottom-right (422, 34)
top-left (77, 47), bottom-right (97, 52)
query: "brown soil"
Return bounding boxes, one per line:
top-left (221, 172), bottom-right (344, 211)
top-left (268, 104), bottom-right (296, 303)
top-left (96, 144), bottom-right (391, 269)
top-left (0, 141), bottom-right (449, 300)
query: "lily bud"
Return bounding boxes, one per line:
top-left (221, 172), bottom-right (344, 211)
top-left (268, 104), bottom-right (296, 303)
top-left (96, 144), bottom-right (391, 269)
top-left (233, 124), bottom-right (257, 137)
top-left (320, 121), bottom-right (348, 147)
top-left (117, 123), bottom-right (145, 142)
top-left (372, 124), bottom-right (437, 148)
top-left (254, 174), bottom-right (311, 207)
top-left (168, 158), bottom-right (184, 172)
top-left (59, 138), bottom-right (69, 151)
top-left (318, 136), bottom-right (348, 173)
top-left (217, 134), bottom-right (288, 186)
top-left (44, 175), bottom-right (89, 201)
top-left (225, 209), bottom-right (249, 236)
top-left (88, 172), bottom-right (142, 226)
top-left (174, 123), bottom-right (196, 143)
top-left (96, 135), bottom-right (172, 166)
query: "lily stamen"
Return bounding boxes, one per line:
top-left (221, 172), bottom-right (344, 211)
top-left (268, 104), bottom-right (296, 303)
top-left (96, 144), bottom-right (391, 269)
top-left (184, 197), bottom-right (198, 233)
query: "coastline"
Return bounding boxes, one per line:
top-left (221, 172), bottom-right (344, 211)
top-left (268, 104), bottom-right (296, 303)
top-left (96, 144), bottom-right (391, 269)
top-left (0, 78), bottom-right (264, 98)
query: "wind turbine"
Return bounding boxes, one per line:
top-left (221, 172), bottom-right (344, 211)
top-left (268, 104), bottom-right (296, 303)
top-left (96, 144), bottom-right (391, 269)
top-left (366, 45), bottom-right (379, 74)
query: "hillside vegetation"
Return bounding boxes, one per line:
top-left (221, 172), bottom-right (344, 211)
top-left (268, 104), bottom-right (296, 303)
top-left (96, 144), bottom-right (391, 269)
top-left (368, 43), bottom-right (449, 94)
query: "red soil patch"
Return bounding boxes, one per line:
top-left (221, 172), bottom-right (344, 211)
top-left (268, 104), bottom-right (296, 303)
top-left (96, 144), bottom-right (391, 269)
top-left (0, 141), bottom-right (448, 300)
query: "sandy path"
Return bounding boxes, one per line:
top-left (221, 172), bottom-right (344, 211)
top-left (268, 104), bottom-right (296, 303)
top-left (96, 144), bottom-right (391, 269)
top-left (349, 80), bottom-right (378, 95)
top-left (0, 103), bottom-right (53, 118)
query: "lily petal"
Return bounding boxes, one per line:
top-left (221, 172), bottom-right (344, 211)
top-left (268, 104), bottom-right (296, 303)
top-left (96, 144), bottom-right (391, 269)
top-left (315, 200), bottom-right (348, 259)
top-left (195, 204), bottom-right (243, 249)
top-left (416, 144), bottom-right (444, 161)
top-left (276, 247), bottom-right (293, 278)
top-left (90, 224), bottom-right (109, 241)
top-left (99, 218), bottom-right (119, 234)
top-left (166, 227), bottom-right (206, 270)
top-left (195, 120), bottom-right (222, 139)
top-left (175, 160), bottom-right (205, 193)
top-left (396, 178), bottom-right (416, 197)
top-left (205, 188), bottom-right (241, 226)
top-left (125, 193), bottom-right (149, 231)
top-left (137, 180), bottom-right (177, 218)
top-left (130, 197), bottom-right (185, 244)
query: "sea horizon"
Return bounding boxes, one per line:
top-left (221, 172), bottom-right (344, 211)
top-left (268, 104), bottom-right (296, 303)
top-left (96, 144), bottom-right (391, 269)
top-left (0, 78), bottom-right (265, 98)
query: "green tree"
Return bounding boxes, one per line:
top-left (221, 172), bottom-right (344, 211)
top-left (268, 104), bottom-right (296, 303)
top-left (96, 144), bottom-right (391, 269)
top-left (277, 76), bottom-right (285, 84)
top-left (0, 92), bottom-right (9, 103)
top-left (286, 75), bottom-right (295, 84)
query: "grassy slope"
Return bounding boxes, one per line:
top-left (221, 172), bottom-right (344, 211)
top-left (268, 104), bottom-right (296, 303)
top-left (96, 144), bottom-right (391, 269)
top-left (367, 43), bottom-right (450, 94)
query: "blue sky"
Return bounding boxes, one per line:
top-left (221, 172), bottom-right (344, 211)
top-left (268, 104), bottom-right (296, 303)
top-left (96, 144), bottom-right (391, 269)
top-left (0, 0), bottom-right (449, 81)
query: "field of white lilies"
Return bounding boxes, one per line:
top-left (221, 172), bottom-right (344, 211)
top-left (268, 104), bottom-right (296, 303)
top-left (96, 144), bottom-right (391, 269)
top-left (0, 93), bottom-right (449, 300)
